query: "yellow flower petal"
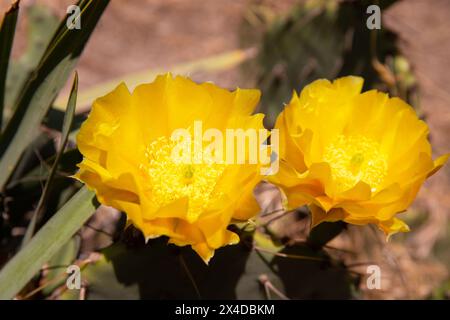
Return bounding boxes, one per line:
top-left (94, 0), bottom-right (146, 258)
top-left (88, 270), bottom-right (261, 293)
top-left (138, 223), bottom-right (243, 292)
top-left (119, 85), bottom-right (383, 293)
top-left (270, 76), bottom-right (448, 238)
top-left (309, 204), bottom-right (347, 228)
top-left (75, 73), bottom-right (264, 262)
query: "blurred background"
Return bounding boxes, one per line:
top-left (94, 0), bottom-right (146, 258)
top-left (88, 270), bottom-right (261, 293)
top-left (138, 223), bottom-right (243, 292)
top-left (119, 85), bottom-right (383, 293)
top-left (0, 0), bottom-right (449, 299)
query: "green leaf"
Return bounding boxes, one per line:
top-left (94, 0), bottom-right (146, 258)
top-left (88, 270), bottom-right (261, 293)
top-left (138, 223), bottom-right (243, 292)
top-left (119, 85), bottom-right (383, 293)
top-left (61, 238), bottom-right (275, 300)
top-left (0, 1), bottom-right (19, 131)
top-left (60, 235), bottom-right (357, 300)
top-left (42, 107), bottom-right (86, 132)
top-left (4, 4), bottom-right (59, 119)
top-left (0, 0), bottom-right (109, 189)
top-left (307, 221), bottom-right (347, 249)
top-left (6, 148), bottom-right (82, 190)
top-left (0, 186), bottom-right (97, 300)
top-left (254, 3), bottom-right (346, 127)
top-left (21, 73), bottom-right (78, 247)
top-left (248, 1), bottom-right (401, 128)
top-left (42, 236), bottom-right (81, 296)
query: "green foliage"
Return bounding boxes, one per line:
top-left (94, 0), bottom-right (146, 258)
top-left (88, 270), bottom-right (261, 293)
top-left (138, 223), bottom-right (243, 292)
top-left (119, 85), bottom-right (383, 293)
top-left (21, 73), bottom-right (78, 247)
top-left (0, 0), bottom-right (109, 189)
top-left (42, 235), bottom-right (81, 296)
top-left (0, 1), bottom-right (19, 130)
top-left (59, 229), bottom-right (358, 300)
top-left (0, 186), bottom-right (97, 299)
top-left (0, 0), bottom-right (109, 300)
top-left (247, 0), bottom-right (401, 127)
top-left (4, 4), bottom-right (59, 118)
top-left (307, 221), bottom-right (347, 250)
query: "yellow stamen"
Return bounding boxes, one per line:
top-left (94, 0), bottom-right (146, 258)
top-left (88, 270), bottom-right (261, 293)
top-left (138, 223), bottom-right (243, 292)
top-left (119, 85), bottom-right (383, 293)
top-left (141, 136), bottom-right (226, 221)
top-left (323, 135), bottom-right (387, 193)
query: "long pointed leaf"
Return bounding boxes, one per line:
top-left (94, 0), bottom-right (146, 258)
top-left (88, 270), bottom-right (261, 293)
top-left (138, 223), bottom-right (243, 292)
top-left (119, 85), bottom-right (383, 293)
top-left (0, 1), bottom-right (19, 131)
top-left (0, 186), bottom-right (97, 299)
top-left (21, 72), bottom-right (78, 247)
top-left (5, 5), bottom-right (60, 115)
top-left (0, 0), bottom-right (109, 189)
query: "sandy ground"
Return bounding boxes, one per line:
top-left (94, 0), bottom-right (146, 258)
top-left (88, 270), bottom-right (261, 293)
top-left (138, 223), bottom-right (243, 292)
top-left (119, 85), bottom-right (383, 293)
top-left (1, 0), bottom-right (295, 91)
top-left (384, 0), bottom-right (450, 259)
top-left (1, 0), bottom-right (446, 149)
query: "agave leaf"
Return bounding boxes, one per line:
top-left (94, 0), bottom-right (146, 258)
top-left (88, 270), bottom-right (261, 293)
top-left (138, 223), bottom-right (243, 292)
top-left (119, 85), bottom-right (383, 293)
top-left (0, 0), bottom-right (109, 189)
top-left (42, 235), bottom-right (81, 296)
top-left (4, 4), bottom-right (59, 120)
top-left (0, 1), bottom-right (19, 131)
top-left (0, 186), bottom-right (97, 300)
top-left (6, 148), bottom-right (82, 190)
top-left (21, 73), bottom-right (78, 247)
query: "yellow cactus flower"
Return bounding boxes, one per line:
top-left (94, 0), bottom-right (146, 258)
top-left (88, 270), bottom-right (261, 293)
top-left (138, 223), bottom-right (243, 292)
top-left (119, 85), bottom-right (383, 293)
top-left (270, 76), bottom-right (448, 237)
top-left (74, 74), bottom-right (265, 263)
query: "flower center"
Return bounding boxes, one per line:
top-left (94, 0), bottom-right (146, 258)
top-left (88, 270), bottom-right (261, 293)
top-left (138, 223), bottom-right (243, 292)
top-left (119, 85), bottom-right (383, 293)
top-left (323, 135), bottom-right (387, 193)
top-left (141, 136), bottom-right (226, 221)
